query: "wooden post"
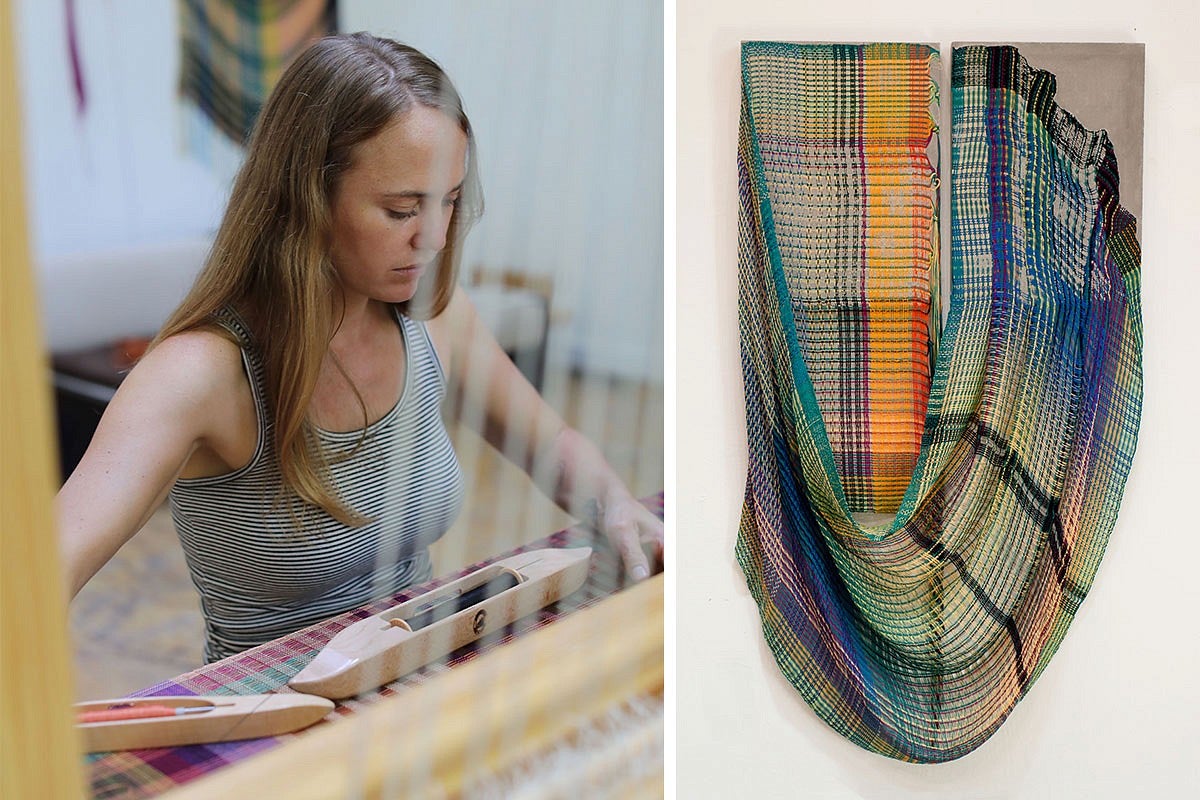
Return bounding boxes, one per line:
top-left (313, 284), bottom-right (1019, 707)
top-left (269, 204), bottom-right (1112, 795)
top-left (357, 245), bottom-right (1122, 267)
top-left (0, 0), bottom-right (85, 795)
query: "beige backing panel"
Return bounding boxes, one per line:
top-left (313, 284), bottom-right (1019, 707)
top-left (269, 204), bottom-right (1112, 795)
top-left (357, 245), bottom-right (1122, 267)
top-left (955, 42), bottom-right (1145, 221)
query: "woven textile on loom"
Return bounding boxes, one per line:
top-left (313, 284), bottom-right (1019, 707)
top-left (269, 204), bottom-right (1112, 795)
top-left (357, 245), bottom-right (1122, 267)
top-left (178, 0), bottom-right (337, 145)
top-left (736, 42), bottom-right (1142, 763)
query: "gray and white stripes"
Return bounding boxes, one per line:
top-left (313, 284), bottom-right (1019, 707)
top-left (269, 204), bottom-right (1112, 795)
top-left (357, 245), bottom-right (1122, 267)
top-left (169, 309), bottom-right (464, 662)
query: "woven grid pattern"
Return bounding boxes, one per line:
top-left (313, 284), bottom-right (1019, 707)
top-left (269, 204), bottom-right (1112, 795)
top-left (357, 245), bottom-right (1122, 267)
top-left (737, 43), bottom-right (1142, 763)
top-left (178, 0), bottom-right (336, 145)
top-left (84, 495), bottom-right (662, 798)
top-left (744, 42), bottom-right (939, 513)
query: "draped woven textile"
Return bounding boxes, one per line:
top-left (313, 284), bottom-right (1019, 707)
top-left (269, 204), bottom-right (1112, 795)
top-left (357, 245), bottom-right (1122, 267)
top-left (736, 42), bottom-right (1142, 763)
top-left (178, 0), bottom-right (337, 146)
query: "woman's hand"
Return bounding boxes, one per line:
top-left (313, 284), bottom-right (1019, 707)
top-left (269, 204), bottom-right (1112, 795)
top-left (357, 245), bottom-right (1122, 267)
top-left (429, 288), bottom-right (663, 581)
top-left (587, 488), bottom-right (664, 581)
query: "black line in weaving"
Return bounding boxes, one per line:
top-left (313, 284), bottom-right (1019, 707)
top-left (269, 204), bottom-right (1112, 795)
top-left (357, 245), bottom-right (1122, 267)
top-left (961, 418), bottom-right (1084, 600)
top-left (905, 525), bottom-right (1030, 692)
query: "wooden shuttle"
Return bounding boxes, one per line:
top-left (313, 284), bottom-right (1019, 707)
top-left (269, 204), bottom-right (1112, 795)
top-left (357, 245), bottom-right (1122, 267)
top-left (289, 547), bottom-right (593, 699)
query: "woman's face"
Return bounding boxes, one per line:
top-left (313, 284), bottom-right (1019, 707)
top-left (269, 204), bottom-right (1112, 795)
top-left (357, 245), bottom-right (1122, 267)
top-left (328, 105), bottom-right (468, 306)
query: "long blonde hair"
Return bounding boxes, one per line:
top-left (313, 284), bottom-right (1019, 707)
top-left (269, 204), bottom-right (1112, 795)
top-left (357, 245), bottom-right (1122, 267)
top-left (155, 33), bottom-right (482, 524)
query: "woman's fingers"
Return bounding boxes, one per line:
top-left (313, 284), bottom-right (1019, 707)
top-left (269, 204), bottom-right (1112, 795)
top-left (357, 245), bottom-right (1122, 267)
top-left (637, 508), bottom-right (665, 568)
top-left (604, 501), bottom-right (664, 581)
top-left (603, 507), bottom-right (649, 580)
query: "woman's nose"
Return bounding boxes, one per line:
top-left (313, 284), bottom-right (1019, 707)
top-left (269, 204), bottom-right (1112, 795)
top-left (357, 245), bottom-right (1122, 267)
top-left (414, 206), bottom-right (450, 253)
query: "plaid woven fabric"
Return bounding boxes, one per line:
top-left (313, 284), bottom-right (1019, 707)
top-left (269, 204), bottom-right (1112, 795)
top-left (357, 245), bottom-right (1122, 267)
top-left (178, 0), bottom-right (336, 145)
top-left (737, 43), bottom-right (1142, 763)
top-left (84, 495), bottom-right (662, 798)
top-left (741, 42), bottom-right (940, 514)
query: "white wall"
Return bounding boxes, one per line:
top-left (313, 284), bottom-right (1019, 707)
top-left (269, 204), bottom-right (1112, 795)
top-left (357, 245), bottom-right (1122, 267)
top-left (14, 0), bottom-right (232, 258)
top-left (677, 1), bottom-right (1200, 797)
top-left (14, 0), bottom-right (236, 349)
top-left (16, 1), bottom-right (662, 382)
top-left (343, 0), bottom-right (664, 382)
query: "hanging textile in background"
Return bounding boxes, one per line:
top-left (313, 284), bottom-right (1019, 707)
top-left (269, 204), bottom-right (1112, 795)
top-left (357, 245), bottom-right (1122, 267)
top-left (66, 0), bottom-right (86, 116)
top-left (177, 0), bottom-right (337, 147)
top-left (736, 42), bottom-right (1142, 763)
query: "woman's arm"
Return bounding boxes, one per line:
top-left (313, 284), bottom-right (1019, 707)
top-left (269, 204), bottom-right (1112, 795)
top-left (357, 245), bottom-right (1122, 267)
top-left (427, 286), bottom-right (662, 579)
top-left (57, 331), bottom-right (251, 598)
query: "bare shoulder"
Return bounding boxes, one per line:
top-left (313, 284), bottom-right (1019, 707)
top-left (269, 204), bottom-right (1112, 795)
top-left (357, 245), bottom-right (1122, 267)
top-left (100, 328), bottom-right (254, 446)
top-left (106, 327), bottom-right (256, 475)
top-left (425, 284), bottom-right (473, 333)
top-left (130, 328), bottom-right (247, 403)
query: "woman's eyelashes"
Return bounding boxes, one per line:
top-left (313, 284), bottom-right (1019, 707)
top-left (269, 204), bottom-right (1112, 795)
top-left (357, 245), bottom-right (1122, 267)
top-left (385, 195), bottom-right (459, 221)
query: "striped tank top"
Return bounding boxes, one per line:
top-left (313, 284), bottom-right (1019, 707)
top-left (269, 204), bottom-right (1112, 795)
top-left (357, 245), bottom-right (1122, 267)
top-left (169, 309), bottom-right (465, 662)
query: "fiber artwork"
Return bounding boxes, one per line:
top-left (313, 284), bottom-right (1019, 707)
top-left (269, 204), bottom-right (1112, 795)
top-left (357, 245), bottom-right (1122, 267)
top-left (178, 0), bottom-right (337, 146)
top-left (736, 42), bottom-right (1142, 763)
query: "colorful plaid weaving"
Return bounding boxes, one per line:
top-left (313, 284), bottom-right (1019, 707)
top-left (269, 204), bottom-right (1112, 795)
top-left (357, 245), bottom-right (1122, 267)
top-left (737, 43), bottom-right (1142, 762)
top-left (742, 42), bottom-right (940, 514)
top-left (178, 0), bottom-right (337, 145)
top-left (84, 495), bottom-right (663, 798)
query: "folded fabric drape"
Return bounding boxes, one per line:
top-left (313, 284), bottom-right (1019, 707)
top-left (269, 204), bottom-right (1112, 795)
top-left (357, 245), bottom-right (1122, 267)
top-left (736, 42), bottom-right (1142, 763)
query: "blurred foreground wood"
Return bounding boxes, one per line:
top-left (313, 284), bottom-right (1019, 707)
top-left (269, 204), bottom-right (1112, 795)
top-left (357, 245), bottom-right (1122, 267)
top-left (1, 0), bottom-right (84, 795)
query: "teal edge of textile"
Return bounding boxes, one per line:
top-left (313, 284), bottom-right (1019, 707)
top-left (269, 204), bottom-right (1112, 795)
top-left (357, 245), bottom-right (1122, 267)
top-left (735, 42), bottom-right (1143, 763)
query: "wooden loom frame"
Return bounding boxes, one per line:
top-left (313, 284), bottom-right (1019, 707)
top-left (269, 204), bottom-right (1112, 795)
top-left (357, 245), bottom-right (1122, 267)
top-left (0, 2), bottom-right (664, 794)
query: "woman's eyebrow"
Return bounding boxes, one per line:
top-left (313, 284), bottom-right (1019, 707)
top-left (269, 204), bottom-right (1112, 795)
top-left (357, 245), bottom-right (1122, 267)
top-left (380, 181), bottom-right (464, 201)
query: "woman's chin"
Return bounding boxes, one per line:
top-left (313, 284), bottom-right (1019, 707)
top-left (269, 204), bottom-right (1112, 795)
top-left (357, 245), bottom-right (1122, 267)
top-left (382, 268), bottom-right (424, 301)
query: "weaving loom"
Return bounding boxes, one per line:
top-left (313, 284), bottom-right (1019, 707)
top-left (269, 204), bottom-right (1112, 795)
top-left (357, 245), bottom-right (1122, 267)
top-left (0, 5), bottom-right (665, 797)
top-left (737, 42), bottom-right (1142, 762)
top-left (83, 496), bottom-right (664, 797)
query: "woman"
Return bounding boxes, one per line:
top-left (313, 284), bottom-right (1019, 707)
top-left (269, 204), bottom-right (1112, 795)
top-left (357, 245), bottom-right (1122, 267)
top-left (57, 33), bottom-right (662, 662)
